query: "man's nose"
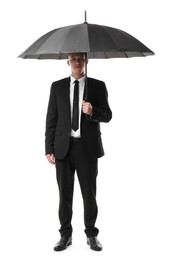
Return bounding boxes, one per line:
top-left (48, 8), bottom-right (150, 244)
top-left (75, 59), bottom-right (80, 63)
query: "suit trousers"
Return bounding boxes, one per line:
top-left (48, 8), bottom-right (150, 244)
top-left (55, 138), bottom-right (99, 238)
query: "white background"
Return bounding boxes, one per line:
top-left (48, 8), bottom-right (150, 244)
top-left (0, 0), bottom-right (174, 259)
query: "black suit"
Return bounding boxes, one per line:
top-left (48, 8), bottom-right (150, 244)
top-left (45, 77), bottom-right (112, 238)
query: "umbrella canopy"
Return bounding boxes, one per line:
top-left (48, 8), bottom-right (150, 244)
top-left (18, 22), bottom-right (154, 60)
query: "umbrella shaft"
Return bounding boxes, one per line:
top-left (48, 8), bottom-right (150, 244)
top-left (84, 52), bottom-right (88, 101)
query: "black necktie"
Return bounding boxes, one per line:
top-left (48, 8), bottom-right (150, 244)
top-left (72, 80), bottom-right (79, 131)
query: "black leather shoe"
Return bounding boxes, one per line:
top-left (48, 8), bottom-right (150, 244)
top-left (87, 237), bottom-right (103, 251)
top-left (54, 236), bottom-right (72, 251)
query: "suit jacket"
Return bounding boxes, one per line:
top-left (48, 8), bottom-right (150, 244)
top-left (45, 77), bottom-right (112, 160)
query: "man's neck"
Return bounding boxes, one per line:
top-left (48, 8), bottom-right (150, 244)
top-left (71, 73), bottom-right (85, 80)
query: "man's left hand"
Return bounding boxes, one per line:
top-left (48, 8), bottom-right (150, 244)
top-left (82, 101), bottom-right (93, 115)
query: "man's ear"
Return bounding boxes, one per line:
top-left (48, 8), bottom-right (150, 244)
top-left (67, 60), bottom-right (70, 66)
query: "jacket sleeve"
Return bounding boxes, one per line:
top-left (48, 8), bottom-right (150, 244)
top-left (87, 82), bottom-right (112, 123)
top-left (45, 83), bottom-right (58, 155)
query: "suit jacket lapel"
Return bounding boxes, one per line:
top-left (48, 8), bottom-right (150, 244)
top-left (60, 77), bottom-right (71, 127)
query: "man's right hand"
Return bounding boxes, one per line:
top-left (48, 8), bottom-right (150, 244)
top-left (46, 154), bottom-right (55, 164)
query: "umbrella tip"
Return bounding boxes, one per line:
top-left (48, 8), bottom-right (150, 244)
top-left (84, 10), bottom-right (87, 23)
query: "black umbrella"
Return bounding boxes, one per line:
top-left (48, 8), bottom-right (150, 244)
top-left (18, 12), bottom-right (154, 98)
top-left (18, 12), bottom-right (154, 59)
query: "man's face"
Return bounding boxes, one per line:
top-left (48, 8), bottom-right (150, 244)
top-left (67, 53), bottom-right (88, 76)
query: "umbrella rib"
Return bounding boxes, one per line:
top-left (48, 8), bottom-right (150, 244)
top-left (59, 23), bottom-right (90, 54)
top-left (104, 52), bottom-right (107, 58)
top-left (101, 26), bottom-right (119, 55)
top-left (116, 28), bottom-right (153, 54)
top-left (59, 26), bottom-right (75, 54)
top-left (101, 26), bottom-right (135, 57)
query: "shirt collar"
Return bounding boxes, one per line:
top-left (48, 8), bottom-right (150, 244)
top-left (70, 75), bottom-right (86, 84)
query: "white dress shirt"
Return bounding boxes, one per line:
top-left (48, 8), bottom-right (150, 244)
top-left (70, 75), bottom-right (85, 138)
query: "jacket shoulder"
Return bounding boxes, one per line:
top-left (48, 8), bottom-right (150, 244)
top-left (87, 77), bottom-right (105, 85)
top-left (52, 77), bottom-right (70, 86)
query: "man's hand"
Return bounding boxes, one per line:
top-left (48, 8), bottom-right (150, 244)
top-left (46, 154), bottom-right (55, 164)
top-left (82, 100), bottom-right (93, 115)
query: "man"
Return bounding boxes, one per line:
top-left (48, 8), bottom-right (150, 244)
top-left (45, 53), bottom-right (112, 251)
